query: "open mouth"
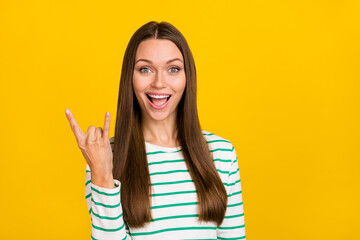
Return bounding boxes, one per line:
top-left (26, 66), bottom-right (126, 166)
top-left (146, 93), bottom-right (172, 108)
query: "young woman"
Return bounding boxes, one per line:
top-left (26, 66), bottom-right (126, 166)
top-left (65, 21), bottom-right (246, 239)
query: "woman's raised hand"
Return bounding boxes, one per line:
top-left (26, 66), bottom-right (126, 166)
top-left (65, 109), bottom-right (115, 188)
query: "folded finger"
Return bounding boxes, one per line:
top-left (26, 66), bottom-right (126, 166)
top-left (95, 127), bottom-right (103, 140)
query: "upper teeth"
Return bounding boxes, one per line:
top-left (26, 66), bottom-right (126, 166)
top-left (148, 94), bottom-right (170, 99)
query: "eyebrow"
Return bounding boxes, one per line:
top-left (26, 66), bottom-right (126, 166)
top-left (135, 58), bottom-right (183, 64)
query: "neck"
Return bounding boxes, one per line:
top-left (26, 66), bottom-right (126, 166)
top-left (141, 113), bottom-right (179, 148)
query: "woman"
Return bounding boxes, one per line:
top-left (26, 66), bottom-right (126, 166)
top-left (65, 21), bottom-right (245, 239)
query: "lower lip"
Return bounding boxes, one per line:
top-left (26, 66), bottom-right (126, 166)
top-left (147, 96), bottom-right (171, 110)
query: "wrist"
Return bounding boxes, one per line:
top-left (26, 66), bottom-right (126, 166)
top-left (91, 172), bottom-right (115, 189)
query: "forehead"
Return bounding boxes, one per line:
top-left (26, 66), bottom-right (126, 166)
top-left (135, 39), bottom-right (183, 63)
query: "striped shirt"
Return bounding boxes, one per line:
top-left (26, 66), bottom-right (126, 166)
top-left (85, 130), bottom-right (246, 239)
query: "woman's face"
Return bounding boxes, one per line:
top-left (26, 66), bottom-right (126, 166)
top-left (133, 38), bottom-right (186, 123)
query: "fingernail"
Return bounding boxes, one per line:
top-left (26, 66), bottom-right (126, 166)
top-left (65, 109), bottom-right (69, 115)
top-left (106, 112), bottom-right (110, 116)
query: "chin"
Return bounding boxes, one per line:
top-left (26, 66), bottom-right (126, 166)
top-left (147, 111), bottom-right (172, 122)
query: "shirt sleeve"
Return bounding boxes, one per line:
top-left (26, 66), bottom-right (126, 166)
top-left (216, 144), bottom-right (246, 239)
top-left (85, 164), bottom-right (132, 240)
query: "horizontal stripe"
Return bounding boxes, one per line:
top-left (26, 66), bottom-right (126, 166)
top-left (91, 235), bottom-right (99, 240)
top-left (148, 159), bottom-right (185, 166)
top-left (151, 190), bottom-right (196, 197)
top-left (202, 133), bottom-right (214, 136)
top-left (226, 179), bottom-right (241, 187)
top-left (206, 139), bottom-right (231, 143)
top-left (150, 169), bottom-right (189, 176)
top-left (91, 197), bottom-right (120, 208)
top-left (217, 236), bottom-right (246, 240)
top-left (210, 146), bottom-right (235, 153)
top-left (223, 179), bottom-right (241, 187)
top-left (217, 169), bottom-right (230, 174)
top-left (224, 213), bottom-right (244, 219)
top-left (230, 158), bottom-right (238, 168)
top-left (92, 222), bottom-right (125, 232)
top-left (86, 170), bottom-right (91, 173)
top-left (91, 186), bottom-right (120, 196)
top-left (131, 226), bottom-right (217, 236)
top-left (85, 180), bottom-right (91, 186)
top-left (152, 201), bottom-right (198, 209)
top-left (86, 193), bottom-right (91, 199)
top-left (213, 158), bottom-right (232, 163)
top-left (92, 208), bottom-right (123, 220)
top-left (218, 224), bottom-right (245, 230)
top-left (147, 149), bottom-right (182, 155)
top-left (151, 179), bottom-right (194, 186)
top-left (228, 202), bottom-right (243, 208)
top-left (228, 190), bottom-right (242, 197)
top-left (229, 168), bottom-right (239, 176)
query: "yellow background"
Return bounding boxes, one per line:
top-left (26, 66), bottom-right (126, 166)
top-left (1, 0), bottom-right (359, 239)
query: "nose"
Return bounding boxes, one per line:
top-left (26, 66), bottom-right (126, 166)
top-left (151, 71), bottom-right (166, 88)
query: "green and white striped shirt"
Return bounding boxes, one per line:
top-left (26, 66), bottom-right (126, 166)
top-left (85, 130), bottom-right (246, 239)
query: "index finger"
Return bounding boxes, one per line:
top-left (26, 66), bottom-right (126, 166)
top-left (102, 111), bottom-right (110, 140)
top-left (65, 109), bottom-right (85, 141)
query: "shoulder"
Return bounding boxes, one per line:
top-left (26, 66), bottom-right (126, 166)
top-left (202, 130), bottom-right (238, 185)
top-left (201, 129), bottom-right (237, 166)
top-left (201, 130), bottom-right (235, 153)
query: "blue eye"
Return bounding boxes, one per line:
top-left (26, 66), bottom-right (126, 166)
top-left (139, 67), bottom-right (151, 73)
top-left (169, 67), bottom-right (180, 73)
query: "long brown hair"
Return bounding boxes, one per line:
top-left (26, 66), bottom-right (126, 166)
top-left (113, 21), bottom-right (227, 228)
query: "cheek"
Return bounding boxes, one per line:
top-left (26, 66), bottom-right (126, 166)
top-left (133, 76), bottom-right (144, 94)
top-left (173, 76), bottom-right (186, 93)
top-left (132, 77), bottom-right (145, 105)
